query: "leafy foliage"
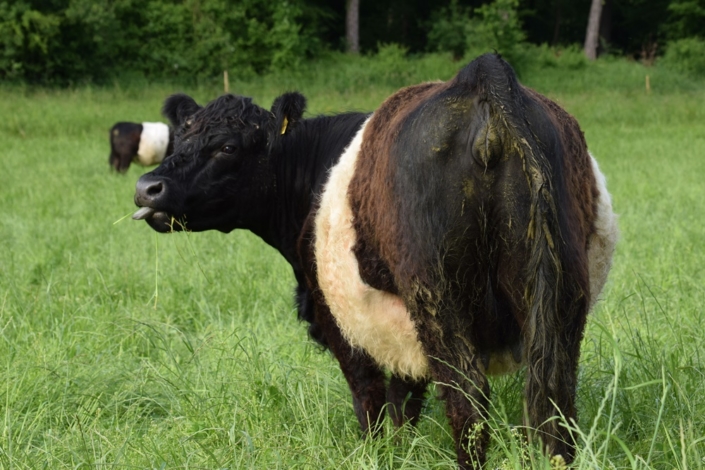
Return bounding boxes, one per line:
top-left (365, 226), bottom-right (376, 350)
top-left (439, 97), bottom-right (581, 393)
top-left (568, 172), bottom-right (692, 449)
top-left (529, 44), bottom-right (588, 70)
top-left (2, 0), bottom-right (705, 85)
top-left (427, 0), bottom-right (474, 60)
top-left (662, 37), bottom-right (705, 76)
top-left (664, 0), bottom-right (705, 39)
top-left (428, 0), bottom-right (527, 71)
top-left (470, 0), bottom-right (526, 65)
top-left (0, 0), bottom-right (323, 84)
top-left (0, 2), bottom-right (61, 80)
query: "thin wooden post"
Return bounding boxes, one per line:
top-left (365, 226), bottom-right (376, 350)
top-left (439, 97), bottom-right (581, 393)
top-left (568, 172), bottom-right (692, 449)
top-left (224, 70), bottom-right (229, 94)
top-left (645, 75), bottom-right (651, 94)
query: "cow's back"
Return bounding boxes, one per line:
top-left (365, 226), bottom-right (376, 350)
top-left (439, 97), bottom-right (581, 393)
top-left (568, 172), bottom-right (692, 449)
top-left (347, 55), bottom-right (615, 343)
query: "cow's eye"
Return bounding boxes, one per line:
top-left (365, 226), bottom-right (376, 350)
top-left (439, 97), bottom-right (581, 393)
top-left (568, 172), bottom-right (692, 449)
top-left (221, 145), bottom-right (236, 155)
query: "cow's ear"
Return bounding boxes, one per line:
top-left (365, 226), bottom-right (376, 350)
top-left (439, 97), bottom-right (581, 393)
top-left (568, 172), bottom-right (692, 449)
top-left (270, 92), bottom-right (306, 137)
top-left (162, 94), bottom-right (201, 127)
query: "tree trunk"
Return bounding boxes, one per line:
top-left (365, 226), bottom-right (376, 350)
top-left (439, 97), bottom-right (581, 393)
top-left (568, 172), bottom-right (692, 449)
top-left (583, 0), bottom-right (603, 60)
top-left (346, 0), bottom-right (360, 54)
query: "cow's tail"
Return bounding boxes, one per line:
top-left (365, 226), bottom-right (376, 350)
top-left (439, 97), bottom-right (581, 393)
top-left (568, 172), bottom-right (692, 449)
top-left (512, 103), bottom-right (581, 460)
top-left (461, 54), bottom-right (584, 458)
top-left (518, 127), bottom-right (578, 456)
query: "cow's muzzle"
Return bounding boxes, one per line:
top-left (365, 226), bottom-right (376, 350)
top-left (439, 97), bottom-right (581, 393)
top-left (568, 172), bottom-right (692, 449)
top-left (133, 174), bottom-right (179, 232)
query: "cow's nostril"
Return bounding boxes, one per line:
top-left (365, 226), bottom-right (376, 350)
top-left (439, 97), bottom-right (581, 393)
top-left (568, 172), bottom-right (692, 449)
top-left (146, 182), bottom-right (163, 196)
top-left (135, 176), bottom-right (168, 206)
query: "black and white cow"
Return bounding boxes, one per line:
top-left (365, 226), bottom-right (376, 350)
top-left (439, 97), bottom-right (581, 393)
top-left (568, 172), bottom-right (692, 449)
top-left (109, 121), bottom-right (173, 173)
top-left (132, 54), bottom-right (617, 468)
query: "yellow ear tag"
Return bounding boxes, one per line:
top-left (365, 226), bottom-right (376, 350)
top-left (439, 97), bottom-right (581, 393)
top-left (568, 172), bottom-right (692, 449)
top-left (280, 116), bottom-right (288, 135)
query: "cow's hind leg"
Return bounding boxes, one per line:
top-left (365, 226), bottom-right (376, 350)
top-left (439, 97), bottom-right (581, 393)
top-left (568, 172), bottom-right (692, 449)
top-left (387, 374), bottom-right (428, 427)
top-left (435, 359), bottom-right (489, 470)
top-left (412, 293), bottom-right (490, 469)
top-left (429, 347), bottom-right (489, 469)
top-left (523, 290), bottom-right (587, 463)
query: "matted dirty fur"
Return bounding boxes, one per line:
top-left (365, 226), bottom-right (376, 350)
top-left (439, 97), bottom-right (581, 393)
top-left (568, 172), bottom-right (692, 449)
top-left (314, 117), bottom-right (617, 382)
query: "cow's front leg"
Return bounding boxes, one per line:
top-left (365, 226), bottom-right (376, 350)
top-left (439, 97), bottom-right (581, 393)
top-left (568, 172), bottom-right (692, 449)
top-left (387, 374), bottom-right (428, 427)
top-left (340, 348), bottom-right (388, 435)
top-left (314, 296), bottom-right (387, 435)
top-left (297, 222), bottom-right (387, 434)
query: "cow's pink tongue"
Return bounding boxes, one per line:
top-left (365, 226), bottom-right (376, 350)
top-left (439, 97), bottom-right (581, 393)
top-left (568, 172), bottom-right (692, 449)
top-left (132, 207), bottom-right (156, 220)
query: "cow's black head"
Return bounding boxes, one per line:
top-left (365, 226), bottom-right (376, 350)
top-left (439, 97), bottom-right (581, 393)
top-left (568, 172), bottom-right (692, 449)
top-left (133, 92), bottom-right (306, 233)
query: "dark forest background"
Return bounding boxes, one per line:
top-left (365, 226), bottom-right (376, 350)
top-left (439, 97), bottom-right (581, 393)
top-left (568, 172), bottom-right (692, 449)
top-left (1, 0), bottom-right (703, 85)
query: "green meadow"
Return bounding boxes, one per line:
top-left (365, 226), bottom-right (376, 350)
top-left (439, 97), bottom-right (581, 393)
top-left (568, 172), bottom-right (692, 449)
top-left (1, 53), bottom-right (704, 469)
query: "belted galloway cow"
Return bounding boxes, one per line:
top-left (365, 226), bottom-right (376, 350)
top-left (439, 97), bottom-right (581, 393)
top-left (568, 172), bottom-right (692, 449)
top-left (109, 121), bottom-right (173, 172)
top-left (132, 54), bottom-right (617, 468)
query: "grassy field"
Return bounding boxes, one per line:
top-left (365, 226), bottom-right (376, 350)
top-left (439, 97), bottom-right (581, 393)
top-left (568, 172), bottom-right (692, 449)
top-left (1, 54), bottom-right (704, 469)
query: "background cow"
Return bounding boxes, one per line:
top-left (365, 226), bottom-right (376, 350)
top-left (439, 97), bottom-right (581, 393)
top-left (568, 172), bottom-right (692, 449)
top-left (132, 54), bottom-right (617, 468)
top-left (109, 121), bottom-right (173, 173)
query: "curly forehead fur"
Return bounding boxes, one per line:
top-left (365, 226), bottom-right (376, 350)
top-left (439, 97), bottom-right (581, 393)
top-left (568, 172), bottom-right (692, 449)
top-left (179, 94), bottom-right (271, 140)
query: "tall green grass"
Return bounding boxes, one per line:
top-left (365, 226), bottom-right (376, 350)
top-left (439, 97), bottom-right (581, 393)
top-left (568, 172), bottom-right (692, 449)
top-left (1, 54), bottom-right (704, 469)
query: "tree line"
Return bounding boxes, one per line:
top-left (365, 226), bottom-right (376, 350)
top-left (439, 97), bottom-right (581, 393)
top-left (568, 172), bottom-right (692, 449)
top-left (1, 0), bottom-right (703, 84)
